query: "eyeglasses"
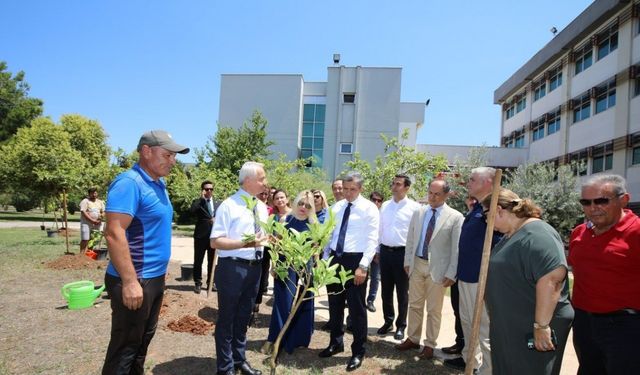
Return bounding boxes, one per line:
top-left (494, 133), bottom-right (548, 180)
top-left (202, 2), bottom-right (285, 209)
top-left (313, 195), bottom-right (322, 199)
top-left (203, 188), bottom-right (213, 191)
top-left (258, 192), bottom-right (268, 196)
top-left (297, 202), bottom-right (312, 209)
top-left (371, 198), bottom-right (382, 203)
top-left (579, 194), bottom-right (622, 207)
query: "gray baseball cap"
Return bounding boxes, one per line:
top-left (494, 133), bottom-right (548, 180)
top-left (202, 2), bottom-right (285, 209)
top-left (137, 130), bottom-right (190, 154)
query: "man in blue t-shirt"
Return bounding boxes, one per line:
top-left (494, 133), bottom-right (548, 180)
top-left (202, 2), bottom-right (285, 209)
top-left (102, 130), bottom-right (189, 375)
top-left (444, 167), bottom-right (501, 375)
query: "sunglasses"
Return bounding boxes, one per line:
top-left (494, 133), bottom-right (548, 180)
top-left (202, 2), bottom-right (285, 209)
top-left (313, 195), bottom-right (322, 199)
top-left (579, 194), bottom-right (622, 206)
top-left (203, 188), bottom-right (213, 191)
top-left (371, 198), bottom-right (382, 203)
top-left (297, 202), bottom-right (312, 209)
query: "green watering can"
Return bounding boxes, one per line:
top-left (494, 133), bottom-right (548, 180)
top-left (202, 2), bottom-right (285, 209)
top-left (61, 280), bottom-right (105, 310)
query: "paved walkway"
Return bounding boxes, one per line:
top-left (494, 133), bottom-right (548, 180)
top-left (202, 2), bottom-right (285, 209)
top-left (170, 236), bottom-right (578, 374)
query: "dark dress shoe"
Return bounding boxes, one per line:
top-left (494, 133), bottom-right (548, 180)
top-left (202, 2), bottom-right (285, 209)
top-left (318, 344), bottom-right (344, 358)
top-left (216, 370), bottom-right (234, 375)
top-left (366, 301), bottom-right (376, 312)
top-left (394, 328), bottom-right (405, 340)
top-left (234, 361), bottom-right (262, 375)
top-left (418, 346), bottom-right (434, 359)
top-left (441, 343), bottom-right (463, 354)
top-left (444, 357), bottom-right (466, 370)
top-left (346, 354), bottom-right (364, 372)
top-left (395, 338), bottom-right (420, 351)
top-left (194, 283), bottom-right (201, 294)
top-left (377, 323), bottom-right (393, 335)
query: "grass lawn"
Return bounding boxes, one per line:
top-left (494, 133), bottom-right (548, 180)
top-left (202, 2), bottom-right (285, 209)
top-left (0, 208), bottom-right (81, 223)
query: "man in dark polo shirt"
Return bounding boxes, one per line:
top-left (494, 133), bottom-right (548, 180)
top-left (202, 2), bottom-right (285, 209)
top-left (444, 167), bottom-right (501, 375)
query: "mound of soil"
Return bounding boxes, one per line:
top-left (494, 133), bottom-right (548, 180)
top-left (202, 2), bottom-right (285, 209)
top-left (44, 253), bottom-right (107, 270)
top-left (167, 315), bottom-right (213, 335)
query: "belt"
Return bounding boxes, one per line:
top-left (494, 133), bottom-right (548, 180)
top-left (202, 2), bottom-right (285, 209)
top-left (381, 244), bottom-right (405, 251)
top-left (590, 308), bottom-right (640, 317)
top-left (226, 256), bottom-right (262, 266)
top-left (329, 251), bottom-right (363, 258)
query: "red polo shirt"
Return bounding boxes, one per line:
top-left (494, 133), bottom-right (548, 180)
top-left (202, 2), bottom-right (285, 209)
top-left (569, 209), bottom-right (640, 313)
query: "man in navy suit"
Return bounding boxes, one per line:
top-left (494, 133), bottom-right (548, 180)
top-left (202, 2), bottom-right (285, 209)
top-left (190, 180), bottom-right (219, 294)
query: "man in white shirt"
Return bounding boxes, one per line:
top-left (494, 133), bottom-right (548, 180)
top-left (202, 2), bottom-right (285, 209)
top-left (396, 179), bottom-right (464, 360)
top-left (211, 161), bottom-right (268, 375)
top-left (319, 171), bottom-right (379, 372)
top-left (376, 175), bottom-right (420, 341)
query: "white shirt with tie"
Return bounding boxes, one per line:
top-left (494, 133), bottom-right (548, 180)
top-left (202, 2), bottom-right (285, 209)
top-left (327, 195), bottom-right (380, 268)
top-left (416, 204), bottom-right (443, 258)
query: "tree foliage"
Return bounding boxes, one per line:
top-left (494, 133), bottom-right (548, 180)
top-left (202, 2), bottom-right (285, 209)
top-left (343, 130), bottom-right (449, 201)
top-left (503, 162), bottom-right (583, 243)
top-left (0, 61), bottom-right (43, 143)
top-left (444, 147), bottom-right (489, 213)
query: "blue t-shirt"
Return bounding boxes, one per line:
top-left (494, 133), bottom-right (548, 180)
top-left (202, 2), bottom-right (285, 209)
top-left (457, 202), bottom-right (502, 283)
top-left (105, 163), bottom-right (174, 279)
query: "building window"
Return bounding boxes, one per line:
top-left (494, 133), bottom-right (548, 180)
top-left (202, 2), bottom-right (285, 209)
top-left (504, 139), bottom-right (514, 148)
top-left (634, 76), bottom-right (640, 97)
top-left (571, 151), bottom-right (588, 176)
top-left (633, 146), bottom-right (640, 165)
top-left (595, 78), bottom-right (616, 114)
top-left (572, 93), bottom-right (591, 123)
top-left (514, 134), bottom-right (525, 148)
top-left (532, 118), bottom-right (545, 141)
top-left (343, 93), bottom-right (355, 103)
top-left (516, 97), bottom-right (526, 113)
top-left (591, 142), bottom-right (613, 173)
top-left (597, 26), bottom-right (618, 61)
top-left (301, 104), bottom-right (325, 167)
top-left (534, 82), bottom-right (546, 101)
top-left (547, 109), bottom-right (561, 135)
top-left (574, 45), bottom-right (593, 75)
top-left (339, 143), bottom-right (353, 154)
top-left (549, 68), bottom-right (562, 92)
top-left (505, 104), bottom-right (515, 119)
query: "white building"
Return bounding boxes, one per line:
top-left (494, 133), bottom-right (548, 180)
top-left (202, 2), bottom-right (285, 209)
top-left (494, 0), bottom-right (640, 209)
top-left (218, 61), bottom-right (426, 179)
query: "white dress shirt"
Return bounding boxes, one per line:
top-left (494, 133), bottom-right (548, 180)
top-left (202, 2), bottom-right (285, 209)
top-left (210, 188), bottom-right (268, 260)
top-left (327, 195), bottom-right (380, 268)
top-left (378, 196), bottom-right (420, 248)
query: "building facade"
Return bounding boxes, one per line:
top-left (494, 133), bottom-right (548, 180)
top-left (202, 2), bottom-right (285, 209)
top-left (218, 65), bottom-right (426, 179)
top-left (494, 0), bottom-right (640, 208)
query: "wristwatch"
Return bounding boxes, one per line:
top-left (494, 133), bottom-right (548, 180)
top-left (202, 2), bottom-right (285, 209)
top-left (359, 265), bottom-right (369, 272)
top-left (533, 322), bottom-right (550, 330)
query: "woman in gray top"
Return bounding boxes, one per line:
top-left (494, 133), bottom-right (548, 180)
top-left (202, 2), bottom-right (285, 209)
top-left (482, 188), bottom-right (573, 375)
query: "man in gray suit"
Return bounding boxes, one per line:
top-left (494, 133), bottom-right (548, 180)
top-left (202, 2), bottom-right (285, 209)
top-left (395, 179), bottom-right (463, 360)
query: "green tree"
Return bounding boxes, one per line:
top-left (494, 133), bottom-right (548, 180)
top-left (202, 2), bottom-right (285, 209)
top-left (343, 130), bottom-right (449, 201)
top-left (503, 162), bottom-right (583, 243)
top-left (197, 110), bottom-right (275, 174)
top-left (0, 61), bottom-right (43, 143)
top-left (444, 146), bottom-right (490, 213)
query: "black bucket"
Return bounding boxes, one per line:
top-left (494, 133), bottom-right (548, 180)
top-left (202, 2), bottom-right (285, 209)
top-left (95, 248), bottom-right (108, 260)
top-left (180, 264), bottom-right (194, 281)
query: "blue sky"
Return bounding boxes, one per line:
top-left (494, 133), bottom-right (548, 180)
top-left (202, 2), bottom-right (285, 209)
top-left (2, 0), bottom-right (593, 162)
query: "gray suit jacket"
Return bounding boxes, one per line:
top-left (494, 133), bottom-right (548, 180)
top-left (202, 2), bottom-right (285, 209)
top-left (404, 203), bottom-right (464, 283)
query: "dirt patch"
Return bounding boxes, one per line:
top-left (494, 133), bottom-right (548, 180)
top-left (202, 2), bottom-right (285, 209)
top-left (167, 315), bottom-right (213, 335)
top-left (43, 253), bottom-right (107, 270)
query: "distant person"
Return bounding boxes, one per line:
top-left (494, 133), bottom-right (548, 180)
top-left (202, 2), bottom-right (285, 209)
top-left (365, 191), bottom-right (384, 313)
top-left (569, 174), bottom-right (640, 375)
top-left (397, 179), bottom-right (463, 360)
top-left (332, 178), bottom-right (344, 202)
top-left (312, 189), bottom-right (329, 224)
top-left (102, 130), bottom-right (189, 375)
top-left (482, 188), bottom-right (573, 375)
top-left (211, 161), bottom-right (268, 375)
top-left (79, 187), bottom-right (105, 253)
top-left (190, 180), bottom-right (220, 294)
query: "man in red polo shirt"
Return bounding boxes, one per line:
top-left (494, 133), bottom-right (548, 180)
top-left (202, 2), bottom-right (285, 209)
top-left (569, 174), bottom-right (640, 375)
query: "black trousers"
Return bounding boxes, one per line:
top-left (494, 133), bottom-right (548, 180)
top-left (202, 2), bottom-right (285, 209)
top-left (255, 246), bottom-right (271, 306)
top-left (214, 257), bottom-right (262, 372)
top-left (379, 246), bottom-right (409, 329)
top-left (102, 273), bottom-right (165, 375)
top-left (573, 308), bottom-right (640, 375)
top-left (327, 252), bottom-right (367, 356)
top-left (193, 237), bottom-right (215, 286)
top-left (450, 280), bottom-right (464, 347)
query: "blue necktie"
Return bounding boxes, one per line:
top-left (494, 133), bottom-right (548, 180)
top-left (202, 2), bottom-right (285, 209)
top-left (335, 203), bottom-right (352, 257)
top-left (420, 208), bottom-right (437, 259)
top-left (206, 199), bottom-right (212, 216)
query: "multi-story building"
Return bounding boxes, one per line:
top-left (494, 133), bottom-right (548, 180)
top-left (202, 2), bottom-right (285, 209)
top-left (218, 60), bottom-right (426, 179)
top-left (494, 0), bottom-right (640, 209)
